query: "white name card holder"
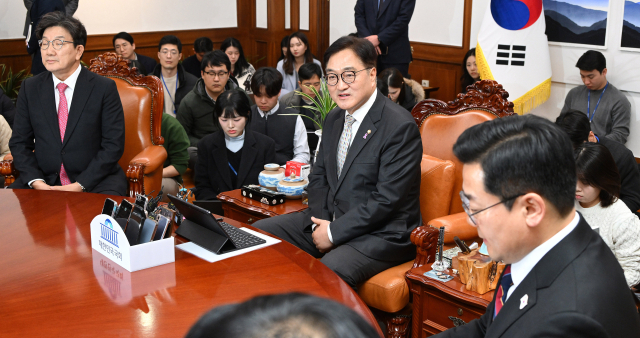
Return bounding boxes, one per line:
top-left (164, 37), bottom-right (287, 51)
top-left (90, 214), bottom-right (175, 272)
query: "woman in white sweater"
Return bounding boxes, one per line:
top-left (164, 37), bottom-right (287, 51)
top-left (574, 142), bottom-right (640, 288)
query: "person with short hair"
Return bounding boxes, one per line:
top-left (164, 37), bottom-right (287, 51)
top-left (221, 37), bottom-right (255, 94)
top-left (185, 293), bottom-right (380, 338)
top-left (561, 50), bottom-right (631, 144)
top-left (555, 109), bottom-right (640, 217)
top-left (10, 12), bottom-right (127, 195)
top-left (150, 35), bottom-right (198, 117)
top-left (377, 67), bottom-right (418, 112)
top-left (460, 48), bottom-right (479, 93)
top-left (276, 31), bottom-right (323, 96)
top-left (432, 114), bottom-right (640, 337)
top-left (160, 112), bottom-right (190, 201)
top-left (182, 37), bottom-right (213, 79)
top-left (247, 67), bottom-right (309, 165)
top-left (253, 36), bottom-right (423, 288)
top-left (194, 90), bottom-right (275, 200)
top-left (280, 62), bottom-right (324, 151)
top-left (574, 142), bottom-right (640, 288)
top-left (177, 50), bottom-right (244, 171)
top-left (112, 32), bottom-right (157, 75)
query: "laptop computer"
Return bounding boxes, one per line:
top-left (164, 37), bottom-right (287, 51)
top-left (168, 195), bottom-right (266, 254)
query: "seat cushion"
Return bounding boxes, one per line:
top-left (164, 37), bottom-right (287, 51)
top-left (358, 261), bottom-right (414, 313)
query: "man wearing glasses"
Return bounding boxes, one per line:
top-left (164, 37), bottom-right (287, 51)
top-left (434, 115), bottom-right (640, 337)
top-left (177, 50), bottom-right (245, 171)
top-left (150, 35), bottom-right (197, 118)
top-left (9, 12), bottom-right (128, 195)
top-left (254, 36), bottom-right (422, 288)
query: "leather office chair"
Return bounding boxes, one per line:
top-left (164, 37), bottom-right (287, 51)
top-left (411, 80), bottom-right (515, 244)
top-left (1, 53), bottom-right (167, 197)
top-left (356, 80), bottom-right (515, 338)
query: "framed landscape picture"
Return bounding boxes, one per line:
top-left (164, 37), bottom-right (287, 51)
top-left (621, 1), bottom-right (640, 50)
top-left (543, 0), bottom-right (611, 48)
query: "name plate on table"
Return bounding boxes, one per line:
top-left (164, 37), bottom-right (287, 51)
top-left (90, 214), bottom-right (175, 272)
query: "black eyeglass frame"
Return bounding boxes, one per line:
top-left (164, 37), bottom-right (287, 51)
top-left (325, 67), bottom-right (373, 86)
top-left (459, 191), bottom-right (524, 225)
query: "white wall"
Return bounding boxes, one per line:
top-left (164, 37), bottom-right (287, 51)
top-left (0, 0), bottom-right (237, 40)
top-left (330, 0), bottom-right (357, 43)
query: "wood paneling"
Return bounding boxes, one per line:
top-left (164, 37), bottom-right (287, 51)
top-left (408, 0), bottom-right (474, 102)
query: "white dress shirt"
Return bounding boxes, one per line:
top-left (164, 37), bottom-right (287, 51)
top-left (320, 90), bottom-right (378, 243)
top-left (506, 212), bottom-right (580, 300)
top-left (257, 102), bottom-right (310, 164)
top-left (29, 64), bottom-right (82, 188)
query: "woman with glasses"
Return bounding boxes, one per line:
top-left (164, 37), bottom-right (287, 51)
top-left (221, 37), bottom-right (256, 94)
top-left (194, 90), bottom-right (275, 201)
top-left (574, 142), bottom-right (640, 288)
top-left (276, 31), bottom-right (323, 95)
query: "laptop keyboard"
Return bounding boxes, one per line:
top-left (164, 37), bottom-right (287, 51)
top-left (220, 222), bottom-right (267, 249)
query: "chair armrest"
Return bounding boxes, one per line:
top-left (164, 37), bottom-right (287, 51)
top-left (410, 225), bottom-right (439, 269)
top-left (428, 212), bottom-right (478, 243)
top-left (0, 159), bottom-right (18, 187)
top-left (129, 145), bottom-right (167, 174)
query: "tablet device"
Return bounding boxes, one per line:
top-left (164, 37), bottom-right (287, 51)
top-left (193, 200), bottom-right (224, 216)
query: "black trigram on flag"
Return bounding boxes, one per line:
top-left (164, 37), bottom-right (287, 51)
top-left (496, 45), bottom-right (526, 66)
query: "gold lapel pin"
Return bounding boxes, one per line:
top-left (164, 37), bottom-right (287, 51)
top-left (367, 130), bottom-right (371, 134)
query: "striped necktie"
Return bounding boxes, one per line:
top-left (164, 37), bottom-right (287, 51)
top-left (493, 264), bottom-right (513, 319)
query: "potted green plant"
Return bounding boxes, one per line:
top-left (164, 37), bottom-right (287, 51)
top-left (285, 80), bottom-right (337, 163)
top-left (0, 64), bottom-right (32, 104)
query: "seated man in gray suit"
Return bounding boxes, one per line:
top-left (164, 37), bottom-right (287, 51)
top-left (253, 36), bottom-right (423, 288)
top-left (433, 115), bottom-right (640, 337)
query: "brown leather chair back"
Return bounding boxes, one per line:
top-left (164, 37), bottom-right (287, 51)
top-left (89, 53), bottom-right (165, 196)
top-left (412, 80), bottom-right (516, 215)
top-left (111, 79), bottom-right (156, 171)
top-left (420, 155), bottom-right (456, 224)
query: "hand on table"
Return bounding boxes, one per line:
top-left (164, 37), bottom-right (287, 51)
top-left (31, 181), bottom-right (53, 190)
top-left (311, 216), bottom-right (334, 253)
top-left (50, 182), bottom-right (83, 192)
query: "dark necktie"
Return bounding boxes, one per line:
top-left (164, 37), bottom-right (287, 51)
top-left (493, 264), bottom-right (513, 319)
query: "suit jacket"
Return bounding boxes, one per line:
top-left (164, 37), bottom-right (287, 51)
top-left (23, 0), bottom-right (78, 37)
top-left (9, 66), bottom-right (127, 195)
top-left (305, 90), bottom-right (422, 262)
top-left (434, 216), bottom-right (640, 338)
top-left (27, 0), bottom-right (65, 75)
top-left (194, 130), bottom-right (276, 201)
top-left (354, 0), bottom-right (416, 64)
top-left (136, 54), bottom-right (157, 76)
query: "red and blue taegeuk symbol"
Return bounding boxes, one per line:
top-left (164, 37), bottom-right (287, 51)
top-left (491, 0), bottom-right (542, 30)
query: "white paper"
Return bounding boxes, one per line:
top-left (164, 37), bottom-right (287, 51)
top-left (176, 228), bottom-right (281, 263)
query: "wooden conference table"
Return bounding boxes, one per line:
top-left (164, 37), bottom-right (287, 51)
top-left (0, 189), bottom-right (381, 337)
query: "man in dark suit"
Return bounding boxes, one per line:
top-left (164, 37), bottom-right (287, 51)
top-left (434, 115), bottom-right (640, 337)
top-left (355, 0), bottom-right (416, 77)
top-left (10, 12), bottom-right (127, 196)
top-left (253, 36), bottom-right (423, 288)
top-left (556, 110), bottom-right (640, 218)
top-left (112, 32), bottom-right (157, 75)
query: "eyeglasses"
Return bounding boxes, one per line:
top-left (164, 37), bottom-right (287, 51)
top-left (39, 39), bottom-right (74, 50)
top-left (459, 191), bottom-right (523, 225)
top-left (203, 71), bottom-right (229, 78)
top-left (160, 49), bottom-right (179, 56)
top-left (325, 68), bottom-right (372, 86)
